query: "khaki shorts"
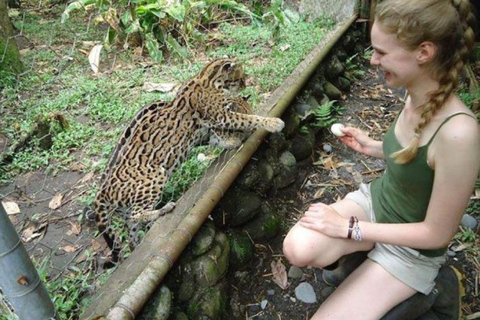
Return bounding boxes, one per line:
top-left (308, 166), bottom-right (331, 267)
top-left (345, 183), bottom-right (446, 295)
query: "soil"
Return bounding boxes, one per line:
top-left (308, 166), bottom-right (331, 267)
top-left (1, 17), bottom-right (479, 320)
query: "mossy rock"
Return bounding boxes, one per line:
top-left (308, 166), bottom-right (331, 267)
top-left (323, 81), bottom-right (342, 100)
top-left (138, 285), bottom-right (172, 320)
top-left (191, 232), bottom-right (229, 288)
top-left (289, 128), bottom-right (315, 162)
top-left (242, 204), bottom-right (282, 240)
top-left (187, 283), bottom-right (227, 320)
top-left (281, 108), bottom-right (301, 139)
top-left (227, 230), bottom-right (254, 269)
top-left (325, 55), bottom-right (345, 80)
top-left (191, 220), bottom-right (216, 257)
top-left (216, 189), bottom-right (262, 227)
top-left (236, 161), bottom-right (261, 190)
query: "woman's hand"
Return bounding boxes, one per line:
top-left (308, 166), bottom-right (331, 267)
top-left (299, 203), bottom-right (349, 239)
top-left (339, 126), bottom-right (384, 158)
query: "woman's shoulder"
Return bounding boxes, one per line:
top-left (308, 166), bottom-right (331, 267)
top-left (434, 98), bottom-right (479, 153)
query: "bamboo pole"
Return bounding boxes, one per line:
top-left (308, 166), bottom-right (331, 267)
top-left (0, 203), bottom-right (58, 320)
top-left (103, 14), bottom-right (359, 320)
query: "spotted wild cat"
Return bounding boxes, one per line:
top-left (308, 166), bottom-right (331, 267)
top-left (88, 58), bottom-right (284, 263)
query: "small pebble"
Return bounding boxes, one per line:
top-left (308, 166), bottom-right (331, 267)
top-left (260, 300), bottom-right (268, 310)
top-left (323, 144), bottom-right (333, 153)
top-left (288, 266), bottom-right (304, 279)
top-left (446, 250), bottom-right (456, 258)
top-left (267, 290), bottom-right (275, 296)
top-left (294, 282), bottom-right (317, 304)
top-left (461, 214), bottom-right (478, 230)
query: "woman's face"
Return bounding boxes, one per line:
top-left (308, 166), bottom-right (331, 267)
top-left (370, 22), bottom-right (422, 88)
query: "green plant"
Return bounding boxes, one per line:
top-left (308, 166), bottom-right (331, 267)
top-left (458, 90), bottom-right (480, 112)
top-left (62, 0), bottom-right (256, 61)
top-left (160, 146), bottom-right (222, 204)
top-left (345, 52), bottom-right (366, 80)
top-left (310, 100), bottom-right (343, 128)
top-left (32, 256), bottom-right (113, 320)
top-left (454, 226), bottom-right (476, 243)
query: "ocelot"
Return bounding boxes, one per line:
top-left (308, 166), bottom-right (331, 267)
top-left (88, 58), bottom-right (284, 263)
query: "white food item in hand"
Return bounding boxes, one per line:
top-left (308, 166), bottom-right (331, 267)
top-left (331, 123), bottom-right (345, 137)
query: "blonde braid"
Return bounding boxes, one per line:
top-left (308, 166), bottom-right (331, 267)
top-left (386, 0), bottom-right (476, 164)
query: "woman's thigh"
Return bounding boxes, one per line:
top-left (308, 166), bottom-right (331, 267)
top-left (283, 199), bottom-right (375, 268)
top-left (311, 259), bottom-right (417, 320)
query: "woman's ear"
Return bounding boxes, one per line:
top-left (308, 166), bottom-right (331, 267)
top-left (417, 41), bottom-right (437, 64)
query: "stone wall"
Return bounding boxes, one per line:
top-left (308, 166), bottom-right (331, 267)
top-left (299, 0), bottom-right (358, 23)
top-left (138, 24), bottom-right (366, 320)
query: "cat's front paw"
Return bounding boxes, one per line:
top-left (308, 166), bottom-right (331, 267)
top-left (264, 118), bottom-right (285, 133)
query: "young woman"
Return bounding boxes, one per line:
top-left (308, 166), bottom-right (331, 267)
top-left (283, 0), bottom-right (479, 319)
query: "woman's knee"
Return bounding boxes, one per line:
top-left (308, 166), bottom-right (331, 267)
top-left (283, 224), bottom-right (336, 268)
top-left (283, 230), bottom-right (310, 267)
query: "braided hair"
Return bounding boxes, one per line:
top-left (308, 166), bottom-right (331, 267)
top-left (375, 0), bottom-right (476, 164)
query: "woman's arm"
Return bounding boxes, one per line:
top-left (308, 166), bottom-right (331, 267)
top-left (301, 116), bottom-right (480, 249)
top-left (339, 126), bottom-right (384, 158)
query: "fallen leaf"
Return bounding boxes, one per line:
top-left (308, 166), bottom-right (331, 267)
top-left (453, 243), bottom-right (471, 252)
top-left (313, 188), bottom-right (325, 199)
top-left (80, 172), bottom-right (94, 184)
top-left (352, 171), bottom-right (364, 184)
top-left (466, 311), bottom-right (480, 320)
top-left (88, 44), bottom-right (103, 74)
top-left (279, 44), bottom-right (290, 52)
top-left (22, 222), bottom-right (47, 243)
top-left (67, 221), bottom-right (82, 236)
top-left (70, 162), bottom-right (85, 171)
top-left (49, 193), bottom-right (63, 210)
top-left (271, 259), bottom-right (289, 290)
top-left (142, 82), bottom-right (176, 93)
top-left (61, 245), bottom-right (81, 253)
top-left (2, 201), bottom-right (21, 215)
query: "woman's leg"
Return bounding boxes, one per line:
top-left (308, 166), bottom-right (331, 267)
top-left (283, 199), bottom-right (374, 268)
top-left (311, 259), bottom-right (417, 320)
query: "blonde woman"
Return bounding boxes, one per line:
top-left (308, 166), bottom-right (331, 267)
top-left (283, 0), bottom-right (479, 319)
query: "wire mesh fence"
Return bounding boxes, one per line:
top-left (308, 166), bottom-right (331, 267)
top-left (0, 0), bottom-right (358, 318)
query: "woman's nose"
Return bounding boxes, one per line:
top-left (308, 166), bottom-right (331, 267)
top-left (370, 52), bottom-right (380, 66)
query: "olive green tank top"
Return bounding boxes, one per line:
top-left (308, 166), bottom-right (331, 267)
top-left (370, 112), bottom-right (475, 257)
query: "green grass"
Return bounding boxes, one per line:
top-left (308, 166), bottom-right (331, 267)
top-left (215, 17), bottom-right (335, 91)
top-left (1, 6), bottom-right (335, 185)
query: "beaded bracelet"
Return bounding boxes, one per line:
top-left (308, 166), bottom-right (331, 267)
top-left (352, 216), bottom-right (362, 241)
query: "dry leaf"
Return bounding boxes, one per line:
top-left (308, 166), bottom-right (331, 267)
top-left (271, 259), bottom-right (289, 290)
top-left (80, 172), bottom-right (94, 184)
top-left (279, 44), bottom-right (290, 52)
top-left (49, 193), bottom-right (63, 210)
top-left (352, 171), bottom-right (364, 184)
top-left (453, 243), bottom-right (471, 252)
top-left (313, 188), bottom-right (325, 199)
top-left (61, 245), bottom-right (81, 253)
top-left (70, 162), bottom-right (85, 171)
top-left (67, 221), bottom-right (82, 236)
top-left (142, 82), bottom-right (176, 93)
top-left (466, 311), bottom-right (480, 320)
top-left (22, 222), bottom-right (47, 243)
top-left (88, 44), bottom-right (103, 74)
top-left (2, 201), bottom-right (21, 215)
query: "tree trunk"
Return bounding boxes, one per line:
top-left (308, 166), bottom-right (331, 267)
top-left (0, 0), bottom-right (23, 78)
